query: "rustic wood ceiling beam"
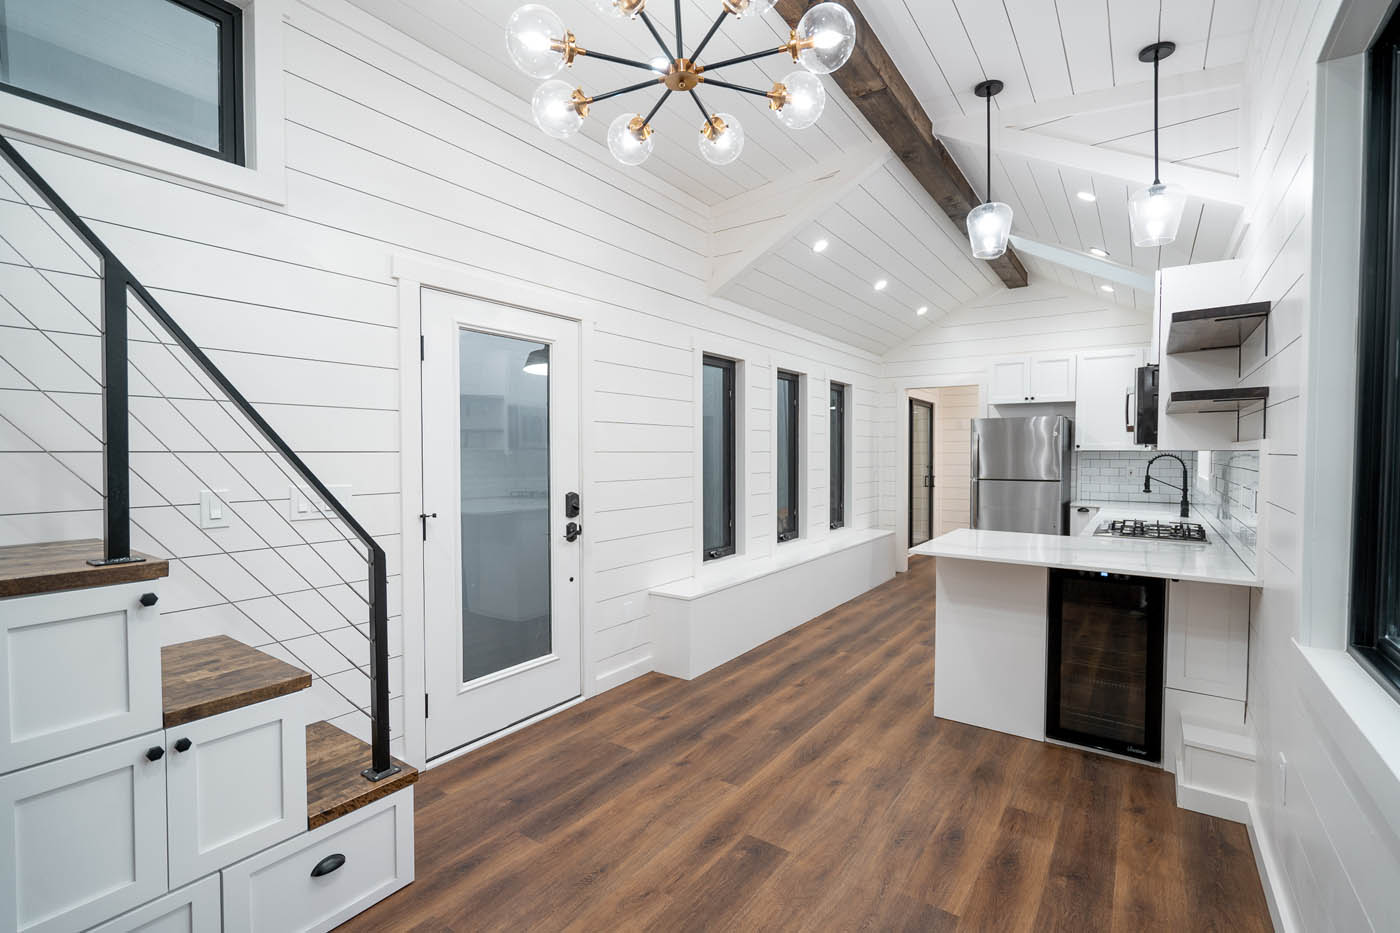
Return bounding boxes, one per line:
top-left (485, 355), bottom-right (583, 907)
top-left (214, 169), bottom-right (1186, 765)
top-left (774, 0), bottom-right (1029, 289)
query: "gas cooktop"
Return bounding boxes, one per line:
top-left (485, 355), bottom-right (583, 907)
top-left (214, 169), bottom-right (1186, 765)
top-left (1092, 518), bottom-right (1208, 543)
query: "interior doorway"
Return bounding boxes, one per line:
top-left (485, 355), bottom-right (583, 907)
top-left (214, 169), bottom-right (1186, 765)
top-left (910, 399), bottom-right (935, 547)
top-left (907, 386), bottom-right (980, 548)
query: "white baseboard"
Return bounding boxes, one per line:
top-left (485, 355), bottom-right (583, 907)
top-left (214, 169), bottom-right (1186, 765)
top-left (593, 651), bottom-right (654, 694)
top-left (1247, 798), bottom-right (1302, 933)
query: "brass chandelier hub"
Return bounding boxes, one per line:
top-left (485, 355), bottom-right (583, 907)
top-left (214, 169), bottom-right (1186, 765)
top-left (662, 58), bottom-right (702, 92)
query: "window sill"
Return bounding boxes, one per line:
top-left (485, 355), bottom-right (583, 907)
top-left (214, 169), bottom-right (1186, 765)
top-left (661, 528), bottom-right (893, 601)
top-left (1295, 642), bottom-right (1400, 841)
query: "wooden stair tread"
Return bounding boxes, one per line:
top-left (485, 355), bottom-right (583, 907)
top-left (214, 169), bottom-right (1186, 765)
top-left (0, 539), bottom-right (169, 598)
top-left (306, 720), bottom-right (418, 830)
top-left (163, 635), bottom-right (312, 728)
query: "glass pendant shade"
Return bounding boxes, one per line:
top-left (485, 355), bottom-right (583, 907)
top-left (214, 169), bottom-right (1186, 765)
top-left (795, 3), bottom-right (856, 75)
top-left (966, 201), bottom-right (1013, 260)
top-left (1128, 182), bottom-right (1187, 247)
top-left (698, 113), bottom-right (744, 165)
top-left (774, 71), bottom-right (825, 129)
top-left (523, 347), bottom-right (550, 375)
top-left (531, 80), bottom-right (584, 138)
top-left (607, 113), bottom-right (654, 166)
top-left (506, 4), bottom-right (566, 78)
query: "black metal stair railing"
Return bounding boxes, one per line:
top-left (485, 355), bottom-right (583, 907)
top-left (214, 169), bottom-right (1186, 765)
top-left (0, 133), bottom-right (398, 783)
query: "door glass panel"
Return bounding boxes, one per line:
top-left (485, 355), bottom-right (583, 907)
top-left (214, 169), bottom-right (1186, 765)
top-left (911, 403), bottom-right (932, 544)
top-left (458, 328), bottom-right (551, 683)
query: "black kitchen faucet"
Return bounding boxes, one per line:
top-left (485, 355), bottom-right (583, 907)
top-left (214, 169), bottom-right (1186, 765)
top-left (1144, 453), bottom-right (1191, 518)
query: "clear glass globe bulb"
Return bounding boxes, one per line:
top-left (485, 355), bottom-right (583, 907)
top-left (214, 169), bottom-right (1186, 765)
top-left (698, 113), bottom-right (744, 166)
top-left (722, 0), bottom-right (778, 18)
top-left (607, 113), bottom-right (654, 166)
top-left (531, 80), bottom-right (583, 139)
top-left (966, 201), bottom-right (1013, 260)
top-left (506, 4), bottom-right (566, 78)
top-left (796, 2), bottom-right (856, 75)
top-left (1128, 182), bottom-right (1187, 247)
top-left (774, 71), bottom-right (826, 129)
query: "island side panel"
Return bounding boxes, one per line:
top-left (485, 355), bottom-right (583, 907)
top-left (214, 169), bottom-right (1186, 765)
top-left (933, 558), bottom-right (1048, 741)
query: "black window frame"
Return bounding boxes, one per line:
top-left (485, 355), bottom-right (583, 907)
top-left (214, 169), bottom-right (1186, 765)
top-left (701, 355), bottom-right (736, 561)
top-left (776, 370), bottom-right (800, 543)
top-left (829, 382), bottom-right (846, 530)
top-left (0, 0), bottom-right (246, 164)
top-left (1351, 12), bottom-right (1400, 700)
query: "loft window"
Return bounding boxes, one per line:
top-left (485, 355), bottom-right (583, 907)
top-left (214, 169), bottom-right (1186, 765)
top-left (776, 370), bottom-right (800, 542)
top-left (0, 0), bottom-right (244, 163)
top-left (830, 383), bottom-right (846, 529)
top-left (1351, 12), bottom-right (1400, 700)
top-left (702, 355), bottom-right (736, 561)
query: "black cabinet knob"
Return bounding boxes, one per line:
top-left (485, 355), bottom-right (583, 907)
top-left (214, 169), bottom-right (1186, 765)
top-left (145, 746), bottom-right (165, 762)
top-left (174, 737), bottom-right (192, 753)
top-left (139, 592), bottom-right (158, 607)
top-left (310, 853), bottom-right (346, 877)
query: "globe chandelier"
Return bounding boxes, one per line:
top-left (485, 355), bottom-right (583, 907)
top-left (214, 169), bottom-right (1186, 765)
top-left (506, 0), bottom-right (858, 167)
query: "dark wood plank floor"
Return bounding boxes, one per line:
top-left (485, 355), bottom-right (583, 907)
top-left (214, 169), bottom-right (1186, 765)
top-left (343, 556), bottom-right (1271, 932)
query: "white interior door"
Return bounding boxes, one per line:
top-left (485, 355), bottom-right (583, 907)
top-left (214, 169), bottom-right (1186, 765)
top-left (421, 289), bottom-right (582, 759)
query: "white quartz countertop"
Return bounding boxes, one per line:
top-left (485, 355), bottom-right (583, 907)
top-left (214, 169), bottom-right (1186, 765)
top-left (912, 500), bottom-right (1259, 587)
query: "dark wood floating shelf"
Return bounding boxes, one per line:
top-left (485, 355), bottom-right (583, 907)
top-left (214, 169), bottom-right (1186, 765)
top-left (163, 635), bottom-right (312, 728)
top-left (1165, 387), bottom-right (1270, 414)
top-left (307, 720), bottom-right (418, 829)
top-left (1166, 301), bottom-right (1271, 355)
top-left (0, 539), bottom-right (169, 599)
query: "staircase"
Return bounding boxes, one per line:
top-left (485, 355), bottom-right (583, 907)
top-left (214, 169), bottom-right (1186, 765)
top-left (0, 131), bottom-right (416, 932)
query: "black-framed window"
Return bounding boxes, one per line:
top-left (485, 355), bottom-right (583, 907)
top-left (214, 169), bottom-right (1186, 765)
top-left (776, 370), bottom-right (800, 542)
top-left (1352, 12), bottom-right (1400, 700)
top-left (829, 383), bottom-right (846, 529)
top-left (0, 0), bottom-right (245, 163)
top-left (702, 355), bottom-right (736, 561)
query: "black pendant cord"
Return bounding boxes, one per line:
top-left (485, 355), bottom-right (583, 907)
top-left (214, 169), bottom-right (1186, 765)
top-left (674, 0), bottom-right (683, 58)
top-left (643, 89), bottom-right (672, 125)
top-left (689, 89), bottom-right (718, 133)
top-left (591, 76), bottom-right (664, 104)
top-left (690, 11), bottom-right (729, 63)
top-left (580, 48), bottom-right (668, 72)
top-left (638, 11), bottom-right (672, 59)
top-left (1152, 53), bottom-right (1161, 185)
top-left (985, 90), bottom-right (992, 203)
top-left (701, 76), bottom-right (770, 98)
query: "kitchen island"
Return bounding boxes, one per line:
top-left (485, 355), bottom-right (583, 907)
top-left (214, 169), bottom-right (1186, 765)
top-left (913, 501), bottom-right (1257, 779)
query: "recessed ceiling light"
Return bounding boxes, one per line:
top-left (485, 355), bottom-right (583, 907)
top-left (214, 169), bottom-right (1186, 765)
top-left (1100, 284), bottom-right (1115, 293)
top-left (1088, 247), bottom-right (1110, 258)
top-left (874, 279), bottom-right (888, 291)
top-left (813, 238), bottom-right (829, 253)
top-left (916, 306), bottom-right (928, 316)
top-left (1077, 191), bottom-right (1097, 202)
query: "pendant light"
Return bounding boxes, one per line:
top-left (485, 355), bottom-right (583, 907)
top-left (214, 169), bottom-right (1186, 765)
top-left (1129, 41), bottom-right (1187, 247)
top-left (967, 79), bottom-right (1012, 261)
top-left (523, 347), bottom-right (549, 375)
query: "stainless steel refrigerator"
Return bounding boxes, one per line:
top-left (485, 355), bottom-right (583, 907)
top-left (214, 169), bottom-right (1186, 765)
top-left (970, 416), bottom-right (1073, 535)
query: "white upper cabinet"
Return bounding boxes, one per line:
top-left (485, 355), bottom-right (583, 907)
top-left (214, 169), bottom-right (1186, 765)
top-left (1074, 347), bottom-right (1147, 450)
top-left (988, 353), bottom-right (1077, 405)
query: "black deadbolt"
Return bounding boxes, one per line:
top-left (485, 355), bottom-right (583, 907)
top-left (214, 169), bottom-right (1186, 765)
top-left (565, 491), bottom-right (580, 518)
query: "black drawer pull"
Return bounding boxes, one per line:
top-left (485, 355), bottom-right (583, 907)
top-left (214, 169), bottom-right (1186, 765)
top-left (173, 737), bottom-right (192, 753)
top-left (145, 746), bottom-right (165, 762)
top-left (139, 592), bottom-right (159, 607)
top-left (311, 853), bottom-right (346, 877)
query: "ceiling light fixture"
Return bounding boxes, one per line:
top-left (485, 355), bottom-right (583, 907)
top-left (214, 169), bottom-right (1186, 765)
top-left (1089, 247), bottom-right (1109, 258)
top-left (1076, 191), bottom-right (1097, 202)
top-left (1129, 41), bottom-right (1187, 247)
top-left (813, 238), bottom-right (829, 253)
top-left (507, 1), bottom-right (857, 166)
top-left (874, 279), bottom-right (888, 291)
top-left (916, 305), bottom-right (928, 316)
top-left (523, 346), bottom-right (550, 375)
top-left (967, 79), bottom-right (1013, 260)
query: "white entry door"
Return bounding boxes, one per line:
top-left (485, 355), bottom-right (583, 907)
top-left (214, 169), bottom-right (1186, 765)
top-left (421, 288), bottom-right (582, 759)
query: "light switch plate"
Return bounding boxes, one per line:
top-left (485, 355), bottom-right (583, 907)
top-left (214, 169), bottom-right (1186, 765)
top-left (199, 489), bottom-right (231, 529)
top-left (288, 484), bottom-right (353, 521)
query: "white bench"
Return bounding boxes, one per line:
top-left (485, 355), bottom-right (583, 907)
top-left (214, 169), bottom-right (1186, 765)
top-left (650, 529), bottom-right (896, 679)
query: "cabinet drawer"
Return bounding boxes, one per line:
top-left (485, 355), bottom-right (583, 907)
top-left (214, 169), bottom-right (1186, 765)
top-left (0, 582), bottom-right (162, 775)
top-left (0, 732), bottom-right (169, 933)
top-left (166, 692), bottom-right (307, 889)
top-left (88, 875), bottom-right (219, 933)
top-left (222, 788), bottom-right (414, 933)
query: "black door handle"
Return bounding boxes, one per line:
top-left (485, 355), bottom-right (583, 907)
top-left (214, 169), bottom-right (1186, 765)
top-left (145, 746), bottom-right (164, 761)
top-left (173, 737), bottom-right (192, 753)
top-left (564, 522), bottom-right (582, 542)
top-left (311, 853), bottom-right (346, 877)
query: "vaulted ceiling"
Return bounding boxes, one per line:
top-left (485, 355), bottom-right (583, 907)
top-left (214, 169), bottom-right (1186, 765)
top-left (349, 0), bottom-right (1256, 351)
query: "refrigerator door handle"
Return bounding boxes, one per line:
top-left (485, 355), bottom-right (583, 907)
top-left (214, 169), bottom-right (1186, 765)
top-left (970, 433), bottom-right (980, 529)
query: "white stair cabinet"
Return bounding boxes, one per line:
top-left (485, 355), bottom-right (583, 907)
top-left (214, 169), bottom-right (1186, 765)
top-left (988, 353), bottom-right (1077, 404)
top-left (1074, 347), bottom-right (1148, 450)
top-left (1166, 580), bottom-right (1250, 702)
top-left (89, 876), bottom-right (221, 933)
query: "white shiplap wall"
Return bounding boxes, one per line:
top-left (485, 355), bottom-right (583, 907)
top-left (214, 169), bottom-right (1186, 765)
top-left (0, 0), bottom-right (887, 762)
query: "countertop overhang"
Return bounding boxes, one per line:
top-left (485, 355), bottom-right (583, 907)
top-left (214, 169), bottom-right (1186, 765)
top-left (912, 501), bottom-right (1259, 587)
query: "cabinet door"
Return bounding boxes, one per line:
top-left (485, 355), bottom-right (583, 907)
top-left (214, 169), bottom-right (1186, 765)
top-left (987, 357), bottom-right (1030, 404)
top-left (1166, 581), bottom-right (1249, 701)
top-left (0, 731), bottom-right (169, 933)
top-left (88, 875), bottom-right (220, 933)
top-left (166, 692), bottom-right (306, 888)
top-left (0, 582), bottom-right (162, 775)
top-left (1029, 353), bottom-right (1077, 402)
top-left (1075, 348), bottom-right (1145, 449)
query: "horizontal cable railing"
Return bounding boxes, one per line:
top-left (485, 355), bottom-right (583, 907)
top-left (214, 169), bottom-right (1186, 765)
top-left (0, 133), bottom-right (397, 782)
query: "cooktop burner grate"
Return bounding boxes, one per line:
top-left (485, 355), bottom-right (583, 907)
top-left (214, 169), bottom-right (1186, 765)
top-left (1097, 518), bottom-right (1208, 541)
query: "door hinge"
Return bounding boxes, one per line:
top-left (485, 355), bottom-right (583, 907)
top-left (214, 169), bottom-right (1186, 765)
top-left (424, 693), bottom-right (429, 718)
top-left (420, 335), bottom-right (425, 360)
